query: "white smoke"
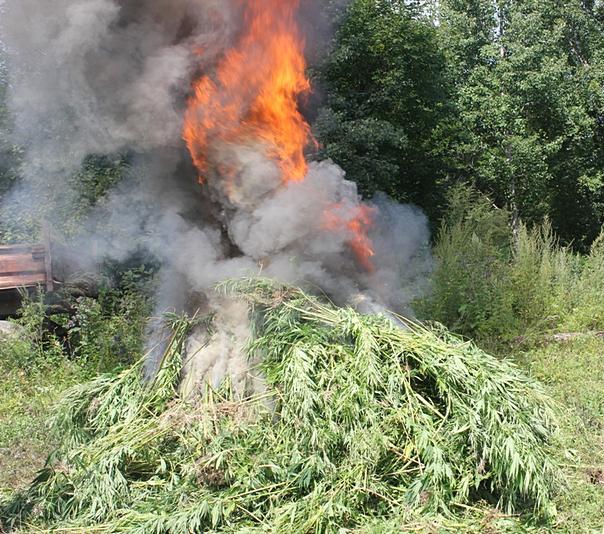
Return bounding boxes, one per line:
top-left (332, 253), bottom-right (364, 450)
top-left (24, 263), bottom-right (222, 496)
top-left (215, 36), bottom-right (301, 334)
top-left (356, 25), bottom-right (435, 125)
top-left (1, 0), bottom-right (235, 178)
top-left (1, 0), bottom-right (432, 385)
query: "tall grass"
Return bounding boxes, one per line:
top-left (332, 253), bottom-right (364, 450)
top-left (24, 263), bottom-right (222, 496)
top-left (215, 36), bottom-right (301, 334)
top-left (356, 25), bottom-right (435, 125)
top-left (564, 234), bottom-right (604, 331)
top-left (0, 272), bottom-right (154, 500)
top-left (417, 185), bottom-right (604, 343)
top-left (1, 279), bottom-right (561, 532)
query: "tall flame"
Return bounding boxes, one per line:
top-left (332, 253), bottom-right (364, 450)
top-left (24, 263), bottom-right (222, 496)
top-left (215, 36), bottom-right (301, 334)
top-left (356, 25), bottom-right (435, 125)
top-left (183, 0), bottom-right (376, 271)
top-left (183, 0), bottom-right (312, 184)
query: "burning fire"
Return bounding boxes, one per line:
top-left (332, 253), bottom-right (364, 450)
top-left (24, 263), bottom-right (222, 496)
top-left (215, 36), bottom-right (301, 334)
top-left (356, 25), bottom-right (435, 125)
top-left (183, 0), bottom-right (312, 184)
top-left (323, 204), bottom-right (377, 273)
top-left (183, 0), bottom-right (376, 271)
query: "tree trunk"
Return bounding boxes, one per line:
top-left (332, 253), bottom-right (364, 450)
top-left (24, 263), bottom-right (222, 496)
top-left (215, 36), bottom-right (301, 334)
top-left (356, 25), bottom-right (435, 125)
top-left (509, 175), bottom-right (520, 248)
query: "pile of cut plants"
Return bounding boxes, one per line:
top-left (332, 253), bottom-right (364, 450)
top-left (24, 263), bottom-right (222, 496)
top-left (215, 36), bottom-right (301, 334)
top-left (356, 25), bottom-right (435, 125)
top-left (1, 278), bottom-right (561, 532)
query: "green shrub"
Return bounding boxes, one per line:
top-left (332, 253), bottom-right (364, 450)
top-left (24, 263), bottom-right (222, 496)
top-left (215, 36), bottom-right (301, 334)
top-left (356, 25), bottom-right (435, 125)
top-left (0, 272), bottom-right (152, 495)
top-left (417, 185), bottom-right (604, 343)
top-left (69, 292), bottom-right (147, 372)
top-left (563, 232), bottom-right (604, 332)
top-left (1, 266), bottom-right (152, 375)
top-left (67, 268), bottom-right (153, 372)
top-left (415, 185), bottom-right (517, 340)
top-left (0, 291), bottom-right (63, 370)
top-left (0, 154), bottom-right (129, 245)
top-left (507, 222), bottom-right (580, 337)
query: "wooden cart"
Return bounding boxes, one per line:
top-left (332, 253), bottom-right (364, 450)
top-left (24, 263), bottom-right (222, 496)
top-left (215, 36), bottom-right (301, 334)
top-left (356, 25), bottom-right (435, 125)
top-left (0, 237), bottom-right (53, 317)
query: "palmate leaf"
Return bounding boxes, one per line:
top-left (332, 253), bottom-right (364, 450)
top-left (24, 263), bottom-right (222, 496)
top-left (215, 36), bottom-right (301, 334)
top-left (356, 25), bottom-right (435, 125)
top-left (1, 278), bottom-right (561, 532)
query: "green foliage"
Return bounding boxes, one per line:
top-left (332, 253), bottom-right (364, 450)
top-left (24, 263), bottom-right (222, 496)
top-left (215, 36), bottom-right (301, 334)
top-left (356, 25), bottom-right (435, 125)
top-left (0, 56), bottom-right (27, 243)
top-left (0, 352), bottom-right (84, 497)
top-left (563, 233), bottom-right (604, 331)
top-left (0, 291), bottom-right (64, 369)
top-left (316, 0), bottom-right (604, 250)
top-left (417, 185), bottom-right (604, 342)
top-left (316, 0), bottom-right (450, 216)
top-left (415, 187), bottom-right (513, 339)
top-left (437, 0), bottom-right (604, 249)
top-left (68, 269), bottom-right (154, 372)
top-left (0, 268), bottom-right (152, 376)
top-left (0, 293), bottom-right (91, 494)
top-left (0, 154), bottom-right (129, 245)
top-left (438, 0), bottom-right (496, 77)
top-left (1, 280), bottom-right (561, 531)
top-left (517, 337), bottom-right (604, 531)
top-left (0, 47), bottom-right (130, 245)
top-left (52, 155), bottom-right (131, 241)
top-left (0, 59), bottom-right (22, 199)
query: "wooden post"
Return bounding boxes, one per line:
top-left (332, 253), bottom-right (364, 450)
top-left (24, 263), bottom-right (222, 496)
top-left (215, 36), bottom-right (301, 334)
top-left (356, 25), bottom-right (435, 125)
top-left (42, 224), bottom-right (54, 292)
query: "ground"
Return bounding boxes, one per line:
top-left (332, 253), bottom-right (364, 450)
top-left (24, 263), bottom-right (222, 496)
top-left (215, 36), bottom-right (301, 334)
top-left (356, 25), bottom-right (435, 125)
top-left (0, 357), bottom-right (84, 493)
top-left (517, 336), bottom-right (604, 531)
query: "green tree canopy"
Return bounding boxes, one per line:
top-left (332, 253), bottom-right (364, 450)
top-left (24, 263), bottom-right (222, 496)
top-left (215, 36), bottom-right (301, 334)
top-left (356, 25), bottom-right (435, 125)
top-left (315, 0), bottom-right (451, 220)
top-left (439, 0), bottom-right (604, 248)
top-left (319, 0), bottom-right (604, 250)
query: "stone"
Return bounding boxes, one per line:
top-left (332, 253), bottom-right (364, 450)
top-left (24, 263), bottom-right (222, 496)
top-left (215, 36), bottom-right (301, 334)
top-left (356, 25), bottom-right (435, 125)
top-left (0, 320), bottom-right (24, 340)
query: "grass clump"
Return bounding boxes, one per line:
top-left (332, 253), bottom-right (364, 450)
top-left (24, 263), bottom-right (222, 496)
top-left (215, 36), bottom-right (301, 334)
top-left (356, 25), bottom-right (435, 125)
top-left (0, 273), bottom-right (153, 498)
top-left (0, 355), bottom-right (80, 495)
top-left (1, 279), bottom-right (560, 532)
top-left (0, 296), bottom-right (84, 495)
top-left (66, 266), bottom-right (154, 372)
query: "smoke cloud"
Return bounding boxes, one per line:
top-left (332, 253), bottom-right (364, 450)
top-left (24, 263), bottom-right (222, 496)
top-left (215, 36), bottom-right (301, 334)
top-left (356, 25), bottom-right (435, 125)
top-left (0, 0), bottom-right (432, 377)
top-left (1, 0), bottom-right (234, 178)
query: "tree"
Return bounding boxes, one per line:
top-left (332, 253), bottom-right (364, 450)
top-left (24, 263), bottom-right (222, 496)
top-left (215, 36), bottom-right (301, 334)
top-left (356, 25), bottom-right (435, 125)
top-left (438, 0), bottom-right (604, 249)
top-left (438, 0), bottom-right (497, 77)
top-left (315, 0), bottom-right (451, 219)
top-left (0, 53), bottom-right (21, 197)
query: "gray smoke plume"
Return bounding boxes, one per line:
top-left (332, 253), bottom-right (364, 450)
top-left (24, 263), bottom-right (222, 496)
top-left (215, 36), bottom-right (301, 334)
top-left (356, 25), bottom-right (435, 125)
top-left (1, 0), bottom-right (432, 386)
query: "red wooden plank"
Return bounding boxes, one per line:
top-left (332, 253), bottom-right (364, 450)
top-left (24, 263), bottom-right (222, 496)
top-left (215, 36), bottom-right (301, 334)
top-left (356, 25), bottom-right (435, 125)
top-left (0, 274), bottom-right (47, 290)
top-left (0, 238), bottom-right (52, 293)
top-left (0, 255), bottom-right (46, 274)
top-left (0, 245), bottom-right (44, 255)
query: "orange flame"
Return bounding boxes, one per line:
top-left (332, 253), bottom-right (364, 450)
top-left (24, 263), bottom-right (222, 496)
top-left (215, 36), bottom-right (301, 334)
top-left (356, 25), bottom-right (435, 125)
top-left (183, 0), bottom-right (376, 272)
top-left (183, 0), bottom-right (312, 184)
top-left (324, 204), bottom-right (377, 273)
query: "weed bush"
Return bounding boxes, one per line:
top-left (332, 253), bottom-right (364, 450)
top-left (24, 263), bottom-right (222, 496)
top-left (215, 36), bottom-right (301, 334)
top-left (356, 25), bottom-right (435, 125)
top-left (0, 295), bottom-right (81, 494)
top-left (64, 266), bottom-right (154, 372)
top-left (1, 279), bottom-right (561, 532)
top-left (1, 266), bottom-right (153, 376)
top-left (414, 186), bottom-right (514, 339)
top-left (68, 273), bottom-right (152, 371)
top-left (564, 234), bottom-right (604, 331)
top-left (0, 291), bottom-right (63, 370)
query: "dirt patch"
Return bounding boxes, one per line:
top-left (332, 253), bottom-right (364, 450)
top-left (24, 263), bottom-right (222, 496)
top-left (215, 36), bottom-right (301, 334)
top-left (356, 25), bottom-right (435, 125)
top-left (586, 467), bottom-right (604, 486)
top-left (0, 440), bottom-right (54, 491)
